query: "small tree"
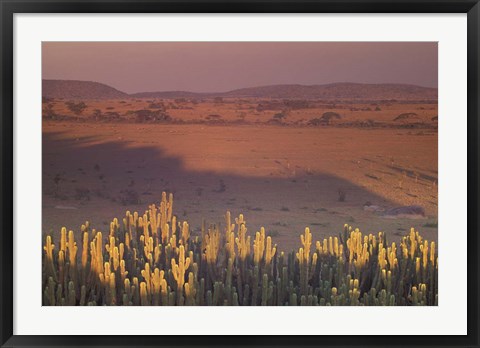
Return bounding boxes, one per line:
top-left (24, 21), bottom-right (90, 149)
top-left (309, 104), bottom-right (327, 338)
top-left (65, 101), bottom-right (87, 115)
top-left (273, 111), bottom-right (287, 120)
top-left (92, 109), bottom-right (102, 121)
top-left (42, 103), bottom-right (56, 119)
top-left (320, 112), bottom-right (341, 125)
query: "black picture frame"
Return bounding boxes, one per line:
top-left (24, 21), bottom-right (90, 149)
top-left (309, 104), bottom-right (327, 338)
top-left (1, 1), bottom-right (479, 347)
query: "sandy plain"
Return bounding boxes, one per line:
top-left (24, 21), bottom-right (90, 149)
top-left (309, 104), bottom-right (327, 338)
top-left (43, 98), bottom-right (437, 251)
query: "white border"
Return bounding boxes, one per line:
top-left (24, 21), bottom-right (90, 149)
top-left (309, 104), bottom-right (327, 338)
top-left (14, 14), bottom-right (467, 335)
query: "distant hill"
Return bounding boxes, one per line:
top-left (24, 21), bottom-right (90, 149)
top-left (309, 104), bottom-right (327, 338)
top-left (132, 83), bottom-right (437, 101)
top-left (222, 83), bottom-right (437, 100)
top-left (131, 91), bottom-right (204, 99)
top-left (43, 80), bottom-right (129, 100)
top-left (43, 80), bottom-right (437, 101)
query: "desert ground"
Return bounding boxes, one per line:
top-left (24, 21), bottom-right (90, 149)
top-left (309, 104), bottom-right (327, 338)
top-left (43, 97), bottom-right (437, 252)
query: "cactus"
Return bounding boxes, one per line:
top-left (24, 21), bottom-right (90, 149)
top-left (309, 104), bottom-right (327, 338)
top-left (80, 285), bottom-right (86, 306)
top-left (184, 272), bottom-right (197, 305)
top-left (261, 273), bottom-right (269, 306)
top-left (43, 235), bottom-right (57, 282)
top-left (265, 236), bottom-right (276, 271)
top-left (171, 245), bottom-right (191, 304)
top-left (181, 221), bottom-right (190, 246)
top-left (42, 192), bottom-right (438, 306)
top-left (253, 228), bottom-right (266, 265)
top-left (151, 268), bottom-right (163, 305)
top-left (44, 276), bottom-right (56, 305)
top-left (140, 282), bottom-right (148, 306)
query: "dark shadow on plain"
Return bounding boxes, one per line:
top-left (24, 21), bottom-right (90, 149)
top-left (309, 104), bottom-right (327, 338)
top-left (42, 129), bottom-right (430, 249)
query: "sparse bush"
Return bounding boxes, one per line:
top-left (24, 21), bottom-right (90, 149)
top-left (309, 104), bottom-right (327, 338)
top-left (92, 109), bottom-right (102, 121)
top-left (266, 117), bottom-right (283, 125)
top-left (283, 99), bottom-right (310, 109)
top-left (135, 109), bottom-right (171, 123)
top-left (118, 189), bottom-right (141, 205)
top-left (393, 113), bottom-right (419, 122)
top-left (338, 189), bottom-right (347, 202)
top-left (308, 118), bottom-right (325, 126)
top-left (308, 112), bottom-right (342, 126)
top-left (206, 114), bottom-right (223, 122)
top-left (214, 180), bottom-right (226, 192)
top-left (273, 111), bottom-right (287, 120)
top-left (321, 112), bottom-right (341, 125)
top-left (74, 187), bottom-right (91, 201)
top-left (53, 173), bottom-right (63, 198)
top-left (148, 102), bottom-right (166, 110)
top-left (104, 111), bottom-right (120, 120)
top-left (42, 192), bottom-right (437, 306)
top-left (65, 101), bottom-right (87, 115)
top-left (42, 103), bottom-right (56, 119)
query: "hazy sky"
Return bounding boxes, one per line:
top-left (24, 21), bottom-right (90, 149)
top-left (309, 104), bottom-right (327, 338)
top-left (42, 42), bottom-right (437, 93)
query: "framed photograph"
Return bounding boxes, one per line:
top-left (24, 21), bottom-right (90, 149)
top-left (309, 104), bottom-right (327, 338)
top-left (1, 0), bottom-right (479, 347)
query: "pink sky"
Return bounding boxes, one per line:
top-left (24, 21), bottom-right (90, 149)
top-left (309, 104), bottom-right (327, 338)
top-left (42, 42), bottom-right (437, 94)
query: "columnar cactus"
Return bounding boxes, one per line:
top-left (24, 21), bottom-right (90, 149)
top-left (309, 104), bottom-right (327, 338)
top-left (43, 235), bottom-right (57, 282)
top-left (42, 192), bottom-right (438, 307)
top-left (171, 245), bottom-right (191, 303)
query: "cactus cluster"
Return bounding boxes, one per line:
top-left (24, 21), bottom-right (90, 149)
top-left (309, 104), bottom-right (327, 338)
top-left (42, 192), bottom-right (438, 306)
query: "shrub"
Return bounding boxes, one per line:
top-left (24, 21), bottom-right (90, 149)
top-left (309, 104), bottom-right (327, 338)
top-left (308, 112), bottom-right (342, 126)
top-left (135, 109), bottom-right (171, 123)
top-left (338, 189), bottom-right (347, 202)
top-left (42, 103), bottom-right (56, 119)
top-left (321, 112), bottom-right (341, 124)
top-left (308, 118), bottom-right (325, 126)
top-left (65, 101), bottom-right (87, 115)
top-left (92, 109), bottom-right (102, 121)
top-left (104, 112), bottom-right (120, 121)
top-left (148, 102), bottom-right (166, 110)
top-left (74, 187), bottom-right (91, 201)
top-left (42, 192), bottom-right (437, 306)
top-left (118, 189), bottom-right (141, 205)
top-left (273, 111), bottom-right (287, 120)
top-left (393, 113), bottom-right (419, 122)
top-left (206, 114), bottom-right (223, 121)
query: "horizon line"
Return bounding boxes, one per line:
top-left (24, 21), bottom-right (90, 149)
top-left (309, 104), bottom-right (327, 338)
top-left (42, 78), bottom-right (438, 95)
